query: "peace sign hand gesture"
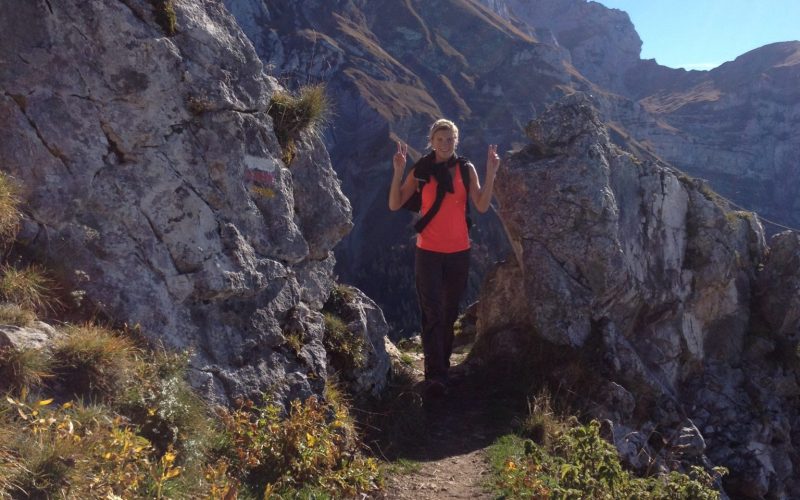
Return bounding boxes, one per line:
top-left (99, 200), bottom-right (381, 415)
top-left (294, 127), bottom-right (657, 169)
top-left (393, 140), bottom-right (408, 175)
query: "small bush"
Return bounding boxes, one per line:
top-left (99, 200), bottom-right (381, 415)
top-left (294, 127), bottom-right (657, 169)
top-left (52, 324), bottom-right (137, 399)
top-left (0, 302), bottom-right (37, 326)
top-left (323, 312), bottom-right (365, 372)
top-left (216, 392), bottom-right (382, 497)
top-left (0, 264), bottom-right (58, 313)
top-left (268, 84), bottom-right (330, 165)
top-left (117, 349), bottom-right (215, 460)
top-left (490, 420), bottom-right (726, 499)
top-left (0, 346), bottom-right (52, 393)
top-left (0, 173), bottom-right (21, 245)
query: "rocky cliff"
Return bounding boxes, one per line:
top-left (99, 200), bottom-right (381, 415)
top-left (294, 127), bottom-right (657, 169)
top-left (224, 0), bottom-right (590, 333)
top-left (0, 0), bottom-right (390, 405)
top-left (470, 93), bottom-right (800, 498)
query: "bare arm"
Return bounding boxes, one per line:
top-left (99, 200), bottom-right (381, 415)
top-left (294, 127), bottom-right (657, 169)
top-left (388, 140), bottom-right (418, 211)
top-left (469, 144), bottom-right (500, 213)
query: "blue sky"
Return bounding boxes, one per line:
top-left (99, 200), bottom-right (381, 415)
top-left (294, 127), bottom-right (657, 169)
top-left (595, 0), bottom-right (800, 70)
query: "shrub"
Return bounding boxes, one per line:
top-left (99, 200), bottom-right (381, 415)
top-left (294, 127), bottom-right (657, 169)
top-left (0, 173), bottom-right (21, 245)
top-left (2, 396), bottom-right (184, 499)
top-left (0, 264), bottom-right (58, 313)
top-left (490, 420), bottom-right (726, 499)
top-left (117, 349), bottom-right (215, 461)
top-left (52, 324), bottom-right (137, 399)
top-left (216, 392), bottom-right (382, 498)
top-left (268, 84), bottom-right (330, 165)
top-left (0, 346), bottom-right (52, 394)
top-left (0, 302), bottom-right (37, 326)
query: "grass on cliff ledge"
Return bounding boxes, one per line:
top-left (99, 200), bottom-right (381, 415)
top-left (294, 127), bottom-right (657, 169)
top-left (0, 170), bottom-right (381, 499)
top-left (268, 84), bottom-right (330, 165)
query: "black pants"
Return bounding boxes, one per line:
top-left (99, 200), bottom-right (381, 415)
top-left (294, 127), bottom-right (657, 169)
top-left (415, 247), bottom-right (470, 382)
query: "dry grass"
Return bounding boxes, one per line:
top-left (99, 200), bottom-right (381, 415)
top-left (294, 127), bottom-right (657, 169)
top-left (0, 173), bottom-right (21, 245)
top-left (0, 303), bottom-right (37, 327)
top-left (0, 264), bottom-right (59, 314)
top-left (268, 84), bottom-right (330, 164)
top-left (52, 324), bottom-right (138, 399)
top-left (0, 346), bottom-right (52, 393)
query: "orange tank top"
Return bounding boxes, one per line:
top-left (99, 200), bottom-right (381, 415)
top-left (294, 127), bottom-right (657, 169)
top-left (416, 164), bottom-right (471, 253)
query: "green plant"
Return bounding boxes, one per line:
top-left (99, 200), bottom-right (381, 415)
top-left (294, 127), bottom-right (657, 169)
top-left (323, 312), bottom-right (365, 372)
top-left (489, 420), bottom-right (726, 499)
top-left (0, 264), bottom-right (59, 313)
top-left (52, 323), bottom-right (137, 399)
top-left (0, 302), bottom-right (37, 326)
top-left (0, 172), bottom-right (21, 245)
top-left (0, 346), bottom-right (52, 394)
top-left (268, 84), bottom-right (330, 165)
top-left (148, 0), bottom-right (177, 36)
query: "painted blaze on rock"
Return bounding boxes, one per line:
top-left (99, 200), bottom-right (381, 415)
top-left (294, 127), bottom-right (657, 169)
top-left (471, 92), bottom-right (800, 497)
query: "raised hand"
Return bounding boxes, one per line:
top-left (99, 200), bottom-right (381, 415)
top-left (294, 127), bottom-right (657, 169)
top-left (393, 140), bottom-right (408, 174)
top-left (487, 144), bottom-right (500, 176)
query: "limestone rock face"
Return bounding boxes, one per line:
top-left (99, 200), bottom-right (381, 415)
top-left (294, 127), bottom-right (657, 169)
top-left (477, 0), bottom-right (643, 93)
top-left (471, 93), bottom-right (799, 497)
top-left (0, 0), bottom-right (383, 406)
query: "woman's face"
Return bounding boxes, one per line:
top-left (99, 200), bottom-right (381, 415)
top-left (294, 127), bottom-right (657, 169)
top-left (432, 128), bottom-right (457, 158)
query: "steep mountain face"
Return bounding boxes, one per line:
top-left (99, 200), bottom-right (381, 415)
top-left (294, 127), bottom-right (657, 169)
top-left (480, 1), bottom-right (800, 233)
top-left (478, 0), bottom-right (643, 93)
top-left (225, 0), bottom-right (588, 333)
top-left (630, 42), bottom-right (800, 231)
top-left (0, 0), bottom-right (390, 405)
top-left (470, 93), bottom-right (800, 498)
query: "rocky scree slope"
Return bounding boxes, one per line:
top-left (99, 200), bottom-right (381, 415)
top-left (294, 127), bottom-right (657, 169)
top-left (469, 92), bottom-right (800, 499)
top-left (0, 0), bottom-right (391, 405)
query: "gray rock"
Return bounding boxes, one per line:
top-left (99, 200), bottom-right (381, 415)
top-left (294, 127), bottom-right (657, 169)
top-left (470, 92), bottom-right (800, 496)
top-left (0, 322), bottom-right (58, 351)
top-left (0, 0), bottom-right (359, 407)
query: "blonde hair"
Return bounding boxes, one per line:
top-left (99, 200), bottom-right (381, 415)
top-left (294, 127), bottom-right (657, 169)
top-left (427, 118), bottom-right (459, 150)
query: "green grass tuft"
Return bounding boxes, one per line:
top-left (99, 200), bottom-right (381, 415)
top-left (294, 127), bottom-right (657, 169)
top-left (268, 84), bottom-right (330, 165)
top-left (323, 312), bottom-right (366, 372)
top-left (0, 264), bottom-right (59, 314)
top-left (0, 173), bottom-right (21, 245)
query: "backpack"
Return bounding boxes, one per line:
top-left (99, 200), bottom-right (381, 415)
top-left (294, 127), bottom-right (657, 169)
top-left (402, 152), bottom-right (473, 234)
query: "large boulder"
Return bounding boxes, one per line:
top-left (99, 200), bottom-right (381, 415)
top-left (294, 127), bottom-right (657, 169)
top-left (0, 0), bottom-right (392, 407)
top-left (471, 92), bottom-right (800, 497)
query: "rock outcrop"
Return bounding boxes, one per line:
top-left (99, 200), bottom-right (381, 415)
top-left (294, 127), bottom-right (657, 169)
top-left (0, 0), bottom-right (390, 405)
top-left (470, 93), bottom-right (800, 497)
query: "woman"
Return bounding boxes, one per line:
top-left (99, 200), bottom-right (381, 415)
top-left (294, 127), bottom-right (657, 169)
top-left (389, 119), bottom-right (500, 394)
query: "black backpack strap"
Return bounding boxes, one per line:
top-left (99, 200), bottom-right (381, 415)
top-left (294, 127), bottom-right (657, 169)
top-left (414, 157), bottom-right (473, 234)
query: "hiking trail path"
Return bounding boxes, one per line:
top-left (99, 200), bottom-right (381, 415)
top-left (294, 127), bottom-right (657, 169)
top-left (369, 343), bottom-right (527, 500)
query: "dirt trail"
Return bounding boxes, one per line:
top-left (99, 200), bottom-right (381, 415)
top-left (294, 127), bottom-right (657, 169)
top-left (373, 350), bottom-right (526, 499)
